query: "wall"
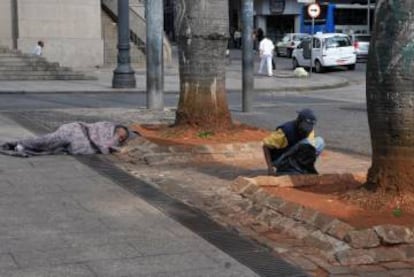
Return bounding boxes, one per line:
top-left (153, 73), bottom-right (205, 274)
top-left (17, 0), bottom-right (104, 68)
top-left (101, 9), bottom-right (145, 66)
top-left (0, 0), bottom-right (13, 48)
top-left (255, 0), bottom-right (303, 15)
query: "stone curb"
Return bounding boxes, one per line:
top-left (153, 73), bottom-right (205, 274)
top-left (231, 78), bottom-right (349, 93)
top-left (230, 176), bottom-right (414, 266)
top-left (0, 76), bottom-right (349, 95)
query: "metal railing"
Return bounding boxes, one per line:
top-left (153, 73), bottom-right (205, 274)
top-left (101, 0), bottom-right (171, 63)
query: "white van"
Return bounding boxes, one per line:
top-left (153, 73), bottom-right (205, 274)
top-left (292, 33), bottom-right (356, 73)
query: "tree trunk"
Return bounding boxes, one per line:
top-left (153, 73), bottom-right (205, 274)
top-left (174, 0), bottom-right (232, 128)
top-left (366, 0), bottom-right (414, 193)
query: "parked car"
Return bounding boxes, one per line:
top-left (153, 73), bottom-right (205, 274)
top-left (292, 33), bottom-right (356, 73)
top-left (350, 34), bottom-right (371, 62)
top-left (276, 33), bottom-right (309, 58)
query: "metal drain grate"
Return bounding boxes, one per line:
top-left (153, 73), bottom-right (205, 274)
top-left (79, 156), bottom-right (308, 277)
top-left (4, 111), bottom-right (308, 277)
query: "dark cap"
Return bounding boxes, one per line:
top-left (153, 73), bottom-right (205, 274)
top-left (297, 108), bottom-right (317, 124)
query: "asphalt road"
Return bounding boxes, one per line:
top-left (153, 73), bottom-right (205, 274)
top-left (0, 59), bottom-right (371, 156)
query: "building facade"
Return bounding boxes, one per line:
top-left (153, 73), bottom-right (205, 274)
top-left (228, 0), bottom-right (305, 43)
top-left (228, 0), bottom-right (375, 43)
top-left (0, 0), bottom-right (104, 68)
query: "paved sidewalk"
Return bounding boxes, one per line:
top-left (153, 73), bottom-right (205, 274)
top-left (0, 58), bottom-right (348, 94)
top-left (0, 114), bottom-right (274, 277)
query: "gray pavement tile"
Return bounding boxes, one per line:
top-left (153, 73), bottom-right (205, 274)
top-left (87, 252), bottom-right (245, 277)
top-left (98, 213), bottom-right (185, 234)
top-left (0, 179), bottom-right (64, 196)
top-left (54, 176), bottom-right (118, 193)
top-left (0, 232), bottom-right (68, 253)
top-left (0, 195), bottom-right (94, 226)
top-left (61, 229), bottom-right (176, 248)
top-left (0, 253), bottom-right (18, 270)
top-left (128, 237), bottom-right (208, 256)
top-left (12, 243), bottom-right (140, 268)
top-left (0, 223), bottom-right (63, 240)
top-left (0, 158), bottom-right (35, 170)
top-left (137, 267), bottom-right (259, 277)
top-left (3, 167), bottom-right (102, 183)
top-left (52, 217), bottom-right (110, 234)
top-left (0, 264), bottom-right (95, 277)
top-left (70, 188), bottom-right (153, 217)
top-left (97, 218), bottom-right (180, 241)
top-left (0, 217), bottom-right (108, 237)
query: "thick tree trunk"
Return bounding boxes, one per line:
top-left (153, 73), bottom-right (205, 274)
top-left (174, 0), bottom-right (232, 128)
top-left (366, 0), bottom-right (414, 193)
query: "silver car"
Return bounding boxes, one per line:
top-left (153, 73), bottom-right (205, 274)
top-left (276, 33), bottom-right (309, 58)
top-left (351, 34), bottom-right (371, 62)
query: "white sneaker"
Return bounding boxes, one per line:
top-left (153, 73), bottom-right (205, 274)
top-left (15, 144), bottom-right (24, 152)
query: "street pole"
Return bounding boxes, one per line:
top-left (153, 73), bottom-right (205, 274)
top-left (241, 0), bottom-right (254, 113)
top-left (310, 17), bottom-right (314, 77)
top-left (146, 0), bottom-right (164, 110)
top-left (112, 0), bottom-right (136, 88)
top-left (367, 0), bottom-right (371, 34)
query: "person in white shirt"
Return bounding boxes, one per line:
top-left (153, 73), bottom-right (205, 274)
top-left (258, 36), bottom-right (275, 77)
top-left (32, 41), bottom-right (44, 56)
top-left (233, 29), bottom-right (241, 49)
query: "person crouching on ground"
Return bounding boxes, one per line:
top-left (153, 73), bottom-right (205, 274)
top-left (258, 35), bottom-right (275, 77)
top-left (1, 121), bottom-right (134, 157)
top-left (262, 109), bottom-right (325, 176)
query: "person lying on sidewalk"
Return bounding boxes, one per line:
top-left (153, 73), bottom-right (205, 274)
top-left (262, 108), bottom-right (325, 176)
top-left (0, 121), bottom-right (135, 158)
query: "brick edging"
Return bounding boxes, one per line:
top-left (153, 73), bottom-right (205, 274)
top-left (231, 176), bottom-right (414, 266)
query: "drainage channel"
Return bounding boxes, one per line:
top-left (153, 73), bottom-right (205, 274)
top-left (5, 111), bottom-right (308, 277)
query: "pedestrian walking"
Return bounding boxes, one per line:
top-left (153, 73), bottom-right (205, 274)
top-left (256, 29), bottom-right (276, 69)
top-left (258, 35), bottom-right (275, 77)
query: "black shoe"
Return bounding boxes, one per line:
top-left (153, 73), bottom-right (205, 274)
top-left (1, 142), bottom-right (16, 151)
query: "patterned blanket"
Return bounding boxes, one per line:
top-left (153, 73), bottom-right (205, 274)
top-left (0, 121), bottom-right (120, 157)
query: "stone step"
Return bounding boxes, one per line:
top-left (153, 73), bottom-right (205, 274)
top-left (0, 46), bottom-right (92, 81)
top-left (0, 61), bottom-right (60, 67)
top-left (0, 53), bottom-right (24, 58)
top-left (0, 70), bottom-right (82, 76)
top-left (0, 48), bottom-right (22, 54)
top-left (0, 56), bottom-right (47, 62)
top-left (0, 74), bottom-right (95, 81)
top-left (0, 65), bottom-right (63, 71)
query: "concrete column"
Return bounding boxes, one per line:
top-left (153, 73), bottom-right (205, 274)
top-left (294, 15), bottom-right (301, 33)
top-left (113, 0), bottom-right (136, 88)
top-left (367, 0), bottom-right (371, 34)
top-left (145, 0), bottom-right (164, 109)
top-left (11, 0), bottom-right (18, 49)
top-left (242, 0), bottom-right (254, 113)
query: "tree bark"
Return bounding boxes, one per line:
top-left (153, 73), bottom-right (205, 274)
top-left (174, 0), bottom-right (232, 128)
top-left (366, 0), bottom-right (414, 193)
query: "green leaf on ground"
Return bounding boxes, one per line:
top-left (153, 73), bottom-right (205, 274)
top-left (197, 131), bottom-right (215, 139)
top-left (392, 207), bottom-right (403, 217)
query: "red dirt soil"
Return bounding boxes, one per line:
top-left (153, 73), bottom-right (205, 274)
top-left (130, 123), bottom-right (270, 146)
top-left (262, 183), bottom-right (414, 229)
